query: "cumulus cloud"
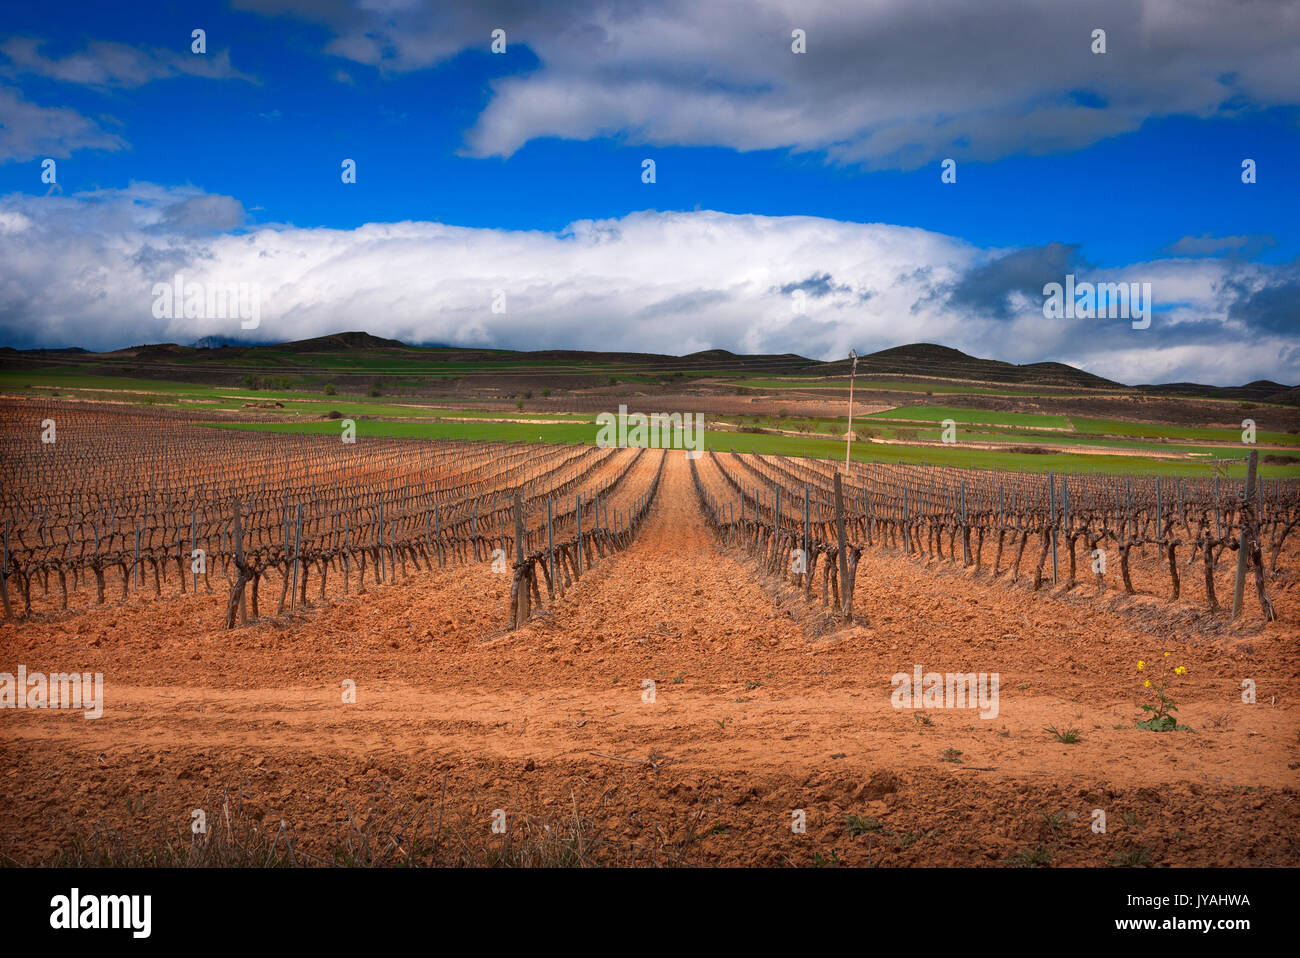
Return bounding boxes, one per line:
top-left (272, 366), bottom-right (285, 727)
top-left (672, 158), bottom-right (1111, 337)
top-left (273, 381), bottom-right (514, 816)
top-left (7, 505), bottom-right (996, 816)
top-left (0, 185), bottom-right (1294, 386)
top-left (1222, 263), bottom-right (1300, 337)
top-left (156, 194), bottom-right (249, 234)
top-left (233, 0), bottom-right (1300, 168)
top-left (943, 243), bottom-right (1084, 321)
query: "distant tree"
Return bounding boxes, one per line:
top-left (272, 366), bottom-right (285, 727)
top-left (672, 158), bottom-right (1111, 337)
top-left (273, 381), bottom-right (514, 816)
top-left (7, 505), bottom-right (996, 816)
top-left (368, 383), bottom-right (382, 397)
top-left (324, 384), bottom-right (336, 396)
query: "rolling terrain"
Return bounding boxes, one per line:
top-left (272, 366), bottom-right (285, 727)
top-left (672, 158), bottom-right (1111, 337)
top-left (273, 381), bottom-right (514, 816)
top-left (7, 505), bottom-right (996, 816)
top-left (3, 334), bottom-right (1297, 479)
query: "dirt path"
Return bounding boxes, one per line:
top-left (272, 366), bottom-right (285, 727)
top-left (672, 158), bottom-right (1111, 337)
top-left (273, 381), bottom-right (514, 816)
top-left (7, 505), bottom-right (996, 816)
top-left (533, 450), bottom-right (805, 647)
top-left (2, 452), bottom-right (1297, 867)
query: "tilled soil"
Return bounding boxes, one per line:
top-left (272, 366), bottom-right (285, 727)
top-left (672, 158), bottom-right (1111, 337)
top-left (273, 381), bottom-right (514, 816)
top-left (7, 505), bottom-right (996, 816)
top-left (2, 453), bottom-right (1297, 867)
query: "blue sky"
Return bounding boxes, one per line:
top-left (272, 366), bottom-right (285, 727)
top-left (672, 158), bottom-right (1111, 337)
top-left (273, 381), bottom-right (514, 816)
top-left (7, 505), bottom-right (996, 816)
top-left (1, 0), bottom-right (1298, 385)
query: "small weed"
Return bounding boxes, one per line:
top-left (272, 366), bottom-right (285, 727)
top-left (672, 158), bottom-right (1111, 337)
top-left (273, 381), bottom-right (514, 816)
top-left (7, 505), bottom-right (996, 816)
top-left (895, 829), bottom-right (937, 849)
top-left (1111, 847), bottom-right (1152, 868)
top-left (1006, 845), bottom-right (1053, 868)
top-left (1045, 725), bottom-right (1080, 744)
top-left (845, 815), bottom-right (884, 836)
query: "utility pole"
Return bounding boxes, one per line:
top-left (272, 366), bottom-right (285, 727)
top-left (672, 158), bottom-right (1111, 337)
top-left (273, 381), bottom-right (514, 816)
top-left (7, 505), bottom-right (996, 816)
top-left (844, 349), bottom-right (858, 475)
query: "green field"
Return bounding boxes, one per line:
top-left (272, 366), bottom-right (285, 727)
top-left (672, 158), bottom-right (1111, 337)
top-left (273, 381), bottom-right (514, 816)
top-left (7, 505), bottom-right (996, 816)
top-left (0, 372), bottom-right (593, 421)
top-left (718, 377), bottom-right (1113, 399)
top-left (1069, 416), bottom-right (1296, 445)
top-left (865, 405), bottom-right (1075, 430)
top-left (714, 410), bottom-right (1290, 459)
top-left (8, 367), bottom-right (1296, 478)
top-left (220, 419), bottom-right (599, 444)
top-left (218, 419), bottom-right (1298, 479)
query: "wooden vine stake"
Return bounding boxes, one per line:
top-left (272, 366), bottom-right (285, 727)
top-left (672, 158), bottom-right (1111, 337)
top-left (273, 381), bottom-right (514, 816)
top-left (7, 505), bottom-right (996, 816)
top-left (1, 518), bottom-right (12, 621)
top-left (834, 472), bottom-right (851, 622)
top-left (1232, 450), bottom-right (1275, 621)
top-left (1232, 452), bottom-right (1255, 619)
top-left (509, 491), bottom-right (529, 629)
top-left (223, 498), bottom-right (251, 630)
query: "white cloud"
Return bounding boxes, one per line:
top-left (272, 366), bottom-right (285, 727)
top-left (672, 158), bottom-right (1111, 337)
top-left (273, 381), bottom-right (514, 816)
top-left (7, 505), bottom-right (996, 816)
top-left (234, 0), bottom-right (1300, 167)
top-left (0, 85), bottom-right (127, 162)
top-left (0, 184), bottom-right (1293, 386)
top-left (0, 37), bottom-right (257, 88)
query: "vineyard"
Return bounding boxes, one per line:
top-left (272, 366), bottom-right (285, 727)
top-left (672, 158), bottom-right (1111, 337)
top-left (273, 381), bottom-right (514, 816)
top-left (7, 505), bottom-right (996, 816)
top-left (0, 404), bottom-right (665, 627)
top-left (4, 404), bottom-right (1294, 630)
top-left (692, 451), bottom-right (1298, 623)
top-left (3, 399), bottom-right (1299, 868)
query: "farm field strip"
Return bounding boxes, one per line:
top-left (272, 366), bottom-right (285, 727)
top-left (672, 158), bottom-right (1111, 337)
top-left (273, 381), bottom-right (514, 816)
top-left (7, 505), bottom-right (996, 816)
top-left (226, 417), bottom-right (1300, 478)
top-left (8, 369), bottom-right (1299, 478)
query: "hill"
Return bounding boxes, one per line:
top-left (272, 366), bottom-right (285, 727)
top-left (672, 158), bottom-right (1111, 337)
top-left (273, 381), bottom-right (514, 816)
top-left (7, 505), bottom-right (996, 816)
top-left (1139, 379), bottom-right (1296, 404)
top-left (812, 343), bottom-right (1121, 390)
top-left (0, 333), bottom-right (1293, 404)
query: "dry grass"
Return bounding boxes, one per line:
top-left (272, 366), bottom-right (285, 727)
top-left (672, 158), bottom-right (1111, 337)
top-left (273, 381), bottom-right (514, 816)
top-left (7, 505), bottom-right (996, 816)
top-left (24, 783), bottom-right (693, 868)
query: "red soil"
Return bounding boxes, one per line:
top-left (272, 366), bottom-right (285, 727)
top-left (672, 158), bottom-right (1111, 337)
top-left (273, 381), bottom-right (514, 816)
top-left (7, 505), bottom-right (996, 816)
top-left (2, 452), bottom-right (1297, 867)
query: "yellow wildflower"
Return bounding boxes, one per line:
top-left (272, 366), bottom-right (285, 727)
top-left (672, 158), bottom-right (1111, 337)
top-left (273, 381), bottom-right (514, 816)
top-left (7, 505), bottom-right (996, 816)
top-left (1174, 666), bottom-right (1186, 676)
top-left (1137, 661), bottom-right (1145, 670)
top-left (1144, 680), bottom-right (1151, 688)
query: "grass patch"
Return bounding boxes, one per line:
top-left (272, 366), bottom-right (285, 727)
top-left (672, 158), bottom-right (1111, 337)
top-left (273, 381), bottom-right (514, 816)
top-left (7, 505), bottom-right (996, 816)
top-left (844, 815), bottom-right (886, 836)
top-left (1111, 847), bottom-right (1153, 868)
top-left (1044, 725), bottom-right (1081, 744)
top-left (1005, 845), bottom-right (1054, 868)
top-left (865, 405), bottom-right (1073, 430)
